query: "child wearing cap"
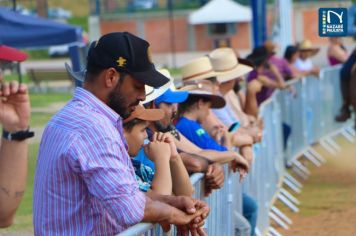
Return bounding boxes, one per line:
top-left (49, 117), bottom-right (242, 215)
top-left (123, 105), bottom-right (193, 196)
top-left (175, 86), bottom-right (249, 178)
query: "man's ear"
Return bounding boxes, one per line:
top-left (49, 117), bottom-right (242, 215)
top-left (104, 68), bottom-right (119, 88)
top-left (197, 99), bottom-right (205, 109)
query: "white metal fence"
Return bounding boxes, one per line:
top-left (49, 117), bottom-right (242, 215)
top-left (119, 65), bottom-right (355, 236)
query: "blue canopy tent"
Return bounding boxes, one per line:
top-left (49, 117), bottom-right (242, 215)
top-left (0, 7), bottom-right (84, 85)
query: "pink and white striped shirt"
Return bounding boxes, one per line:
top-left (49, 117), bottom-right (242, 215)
top-left (33, 87), bottom-right (145, 235)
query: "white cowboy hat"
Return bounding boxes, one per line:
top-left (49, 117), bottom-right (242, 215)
top-left (142, 68), bottom-right (174, 104)
top-left (209, 47), bottom-right (254, 83)
top-left (181, 57), bottom-right (218, 82)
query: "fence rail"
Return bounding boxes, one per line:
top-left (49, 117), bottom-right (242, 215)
top-left (119, 65), bottom-right (353, 236)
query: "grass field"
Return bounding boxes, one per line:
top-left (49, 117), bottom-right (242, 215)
top-left (30, 93), bottom-right (72, 108)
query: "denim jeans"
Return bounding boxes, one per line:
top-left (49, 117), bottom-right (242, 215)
top-left (242, 193), bottom-right (258, 236)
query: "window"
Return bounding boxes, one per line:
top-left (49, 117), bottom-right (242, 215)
top-left (208, 23), bottom-right (236, 36)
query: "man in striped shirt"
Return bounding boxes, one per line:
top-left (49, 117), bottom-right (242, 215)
top-left (34, 32), bottom-right (209, 235)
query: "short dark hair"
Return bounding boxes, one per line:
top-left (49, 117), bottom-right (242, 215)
top-left (85, 61), bottom-right (128, 83)
top-left (85, 60), bottom-right (106, 82)
top-left (178, 95), bottom-right (210, 117)
top-left (205, 77), bottom-right (218, 84)
top-left (233, 82), bottom-right (241, 93)
top-left (284, 45), bottom-right (299, 63)
top-left (123, 118), bottom-right (147, 132)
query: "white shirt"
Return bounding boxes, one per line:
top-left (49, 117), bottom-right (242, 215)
top-left (294, 58), bottom-right (313, 71)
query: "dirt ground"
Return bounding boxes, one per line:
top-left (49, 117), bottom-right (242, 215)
top-left (275, 135), bottom-right (356, 236)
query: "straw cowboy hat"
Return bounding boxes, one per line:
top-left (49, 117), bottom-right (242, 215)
top-left (181, 56), bottom-right (218, 82)
top-left (209, 47), bottom-right (254, 83)
top-left (142, 68), bottom-right (174, 104)
top-left (298, 39), bottom-right (319, 56)
top-left (179, 81), bottom-right (226, 109)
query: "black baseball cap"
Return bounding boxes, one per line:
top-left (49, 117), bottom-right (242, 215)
top-left (87, 32), bottom-right (169, 88)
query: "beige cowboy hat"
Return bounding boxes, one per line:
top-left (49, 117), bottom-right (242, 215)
top-left (181, 56), bottom-right (218, 82)
top-left (179, 82), bottom-right (226, 109)
top-left (298, 39), bottom-right (320, 56)
top-left (209, 47), bottom-right (254, 83)
top-left (142, 68), bottom-right (174, 104)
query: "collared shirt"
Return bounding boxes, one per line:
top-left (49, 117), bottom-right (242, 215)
top-left (33, 87), bottom-right (145, 236)
top-left (176, 117), bottom-right (227, 152)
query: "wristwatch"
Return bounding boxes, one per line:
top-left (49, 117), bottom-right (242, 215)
top-left (2, 128), bottom-right (35, 141)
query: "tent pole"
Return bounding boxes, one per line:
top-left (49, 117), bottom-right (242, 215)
top-left (17, 62), bottom-right (22, 84)
top-left (250, 0), bottom-right (267, 48)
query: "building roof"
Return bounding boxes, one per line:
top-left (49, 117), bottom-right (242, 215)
top-left (189, 0), bottom-right (252, 25)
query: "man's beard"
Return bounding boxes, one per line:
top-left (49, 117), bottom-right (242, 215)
top-left (153, 111), bottom-right (177, 132)
top-left (107, 82), bottom-right (138, 119)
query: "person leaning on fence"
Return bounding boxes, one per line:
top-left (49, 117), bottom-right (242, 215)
top-left (0, 45), bottom-right (34, 228)
top-left (244, 46), bottom-right (285, 116)
top-left (264, 40), bottom-right (294, 80)
top-left (33, 32), bottom-right (209, 235)
top-left (123, 104), bottom-right (194, 196)
top-left (284, 45), bottom-right (314, 78)
top-left (175, 85), bottom-right (249, 179)
top-left (294, 39), bottom-right (320, 76)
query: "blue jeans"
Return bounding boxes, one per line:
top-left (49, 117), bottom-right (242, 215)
top-left (243, 193), bottom-right (258, 236)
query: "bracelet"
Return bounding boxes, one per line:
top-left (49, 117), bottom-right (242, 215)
top-left (2, 128), bottom-right (35, 141)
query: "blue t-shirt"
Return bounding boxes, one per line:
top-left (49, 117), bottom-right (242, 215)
top-left (132, 147), bottom-right (156, 192)
top-left (176, 117), bottom-right (228, 152)
top-left (131, 158), bottom-right (155, 192)
top-left (134, 148), bottom-right (155, 170)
